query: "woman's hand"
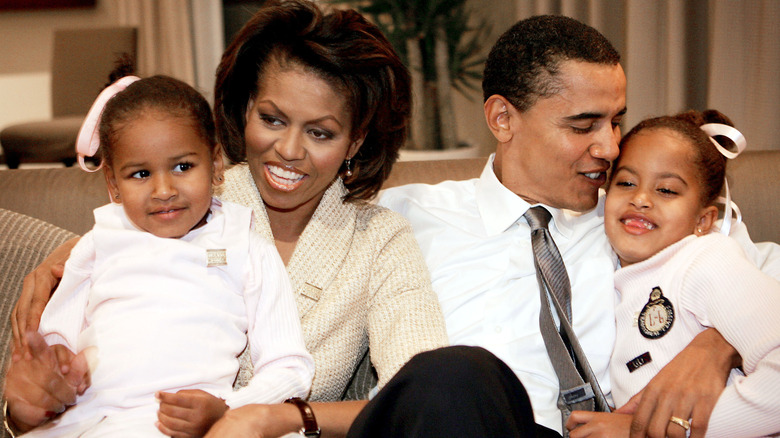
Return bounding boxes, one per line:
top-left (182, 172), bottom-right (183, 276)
top-left (204, 404), bottom-right (284, 438)
top-left (624, 328), bottom-right (736, 438)
top-left (4, 331), bottom-right (89, 433)
top-left (204, 400), bottom-right (367, 437)
top-left (566, 411), bottom-right (633, 438)
top-left (156, 389), bottom-right (229, 438)
top-left (12, 237), bottom-right (79, 351)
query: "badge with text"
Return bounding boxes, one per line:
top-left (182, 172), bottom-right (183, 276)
top-left (626, 351), bottom-right (652, 373)
top-left (638, 286), bottom-right (674, 339)
top-left (206, 249), bottom-right (227, 267)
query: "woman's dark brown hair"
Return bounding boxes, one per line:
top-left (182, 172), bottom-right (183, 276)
top-left (214, 0), bottom-right (411, 201)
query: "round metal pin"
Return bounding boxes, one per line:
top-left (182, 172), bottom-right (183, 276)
top-left (638, 286), bottom-right (674, 339)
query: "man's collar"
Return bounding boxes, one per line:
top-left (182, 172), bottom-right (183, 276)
top-left (475, 154), bottom-right (578, 238)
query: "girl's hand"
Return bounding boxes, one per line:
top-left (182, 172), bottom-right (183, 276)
top-left (566, 411), bottom-right (633, 438)
top-left (12, 237), bottom-right (79, 352)
top-left (156, 389), bottom-right (229, 438)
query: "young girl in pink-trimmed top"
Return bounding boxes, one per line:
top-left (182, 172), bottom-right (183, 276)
top-left (568, 110), bottom-right (780, 438)
top-left (21, 69), bottom-right (313, 437)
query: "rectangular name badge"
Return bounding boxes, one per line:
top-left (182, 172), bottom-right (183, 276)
top-left (207, 249), bottom-right (227, 267)
top-left (626, 351), bottom-right (652, 373)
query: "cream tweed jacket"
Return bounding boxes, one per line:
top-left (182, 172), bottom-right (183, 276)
top-left (217, 164), bottom-right (448, 401)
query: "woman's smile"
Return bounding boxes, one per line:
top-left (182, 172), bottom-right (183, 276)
top-left (264, 163), bottom-right (306, 191)
top-left (243, 57), bottom-right (360, 216)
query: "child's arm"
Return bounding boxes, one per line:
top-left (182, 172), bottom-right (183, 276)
top-left (156, 235), bottom-right (313, 437)
top-left (228, 234), bottom-right (314, 406)
top-left (12, 236), bottom-right (80, 350)
top-left (37, 231), bottom-right (95, 350)
top-left (690, 236), bottom-right (780, 437)
top-left (566, 411), bottom-right (633, 438)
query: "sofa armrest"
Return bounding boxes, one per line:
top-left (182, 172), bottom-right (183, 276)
top-left (0, 209), bottom-right (78, 409)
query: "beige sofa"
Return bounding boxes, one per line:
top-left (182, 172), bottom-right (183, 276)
top-left (0, 152), bottom-right (777, 431)
top-left (2, 152), bottom-right (777, 241)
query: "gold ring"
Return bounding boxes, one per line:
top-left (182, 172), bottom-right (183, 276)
top-left (669, 416), bottom-right (691, 431)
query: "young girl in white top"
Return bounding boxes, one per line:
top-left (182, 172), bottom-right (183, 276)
top-left (567, 110), bottom-right (780, 438)
top-left (24, 69), bottom-right (314, 437)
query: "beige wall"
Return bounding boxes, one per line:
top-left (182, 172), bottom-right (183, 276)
top-left (0, 2), bottom-right (119, 131)
top-left (2, 0), bottom-right (776, 157)
top-left (451, 0), bottom-right (520, 158)
top-left (0, 0), bottom-right (505, 157)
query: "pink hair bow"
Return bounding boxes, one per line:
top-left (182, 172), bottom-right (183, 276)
top-left (76, 75), bottom-right (140, 172)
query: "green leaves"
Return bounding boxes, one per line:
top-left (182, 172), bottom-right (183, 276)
top-left (339, 0), bottom-right (488, 96)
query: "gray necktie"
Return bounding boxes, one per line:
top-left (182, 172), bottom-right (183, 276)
top-left (525, 206), bottom-right (572, 322)
top-left (524, 206), bottom-right (609, 431)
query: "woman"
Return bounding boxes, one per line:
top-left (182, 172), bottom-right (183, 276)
top-left (5, 1), bottom-right (448, 436)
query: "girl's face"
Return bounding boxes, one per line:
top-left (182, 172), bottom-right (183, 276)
top-left (604, 128), bottom-right (718, 266)
top-left (243, 59), bottom-right (362, 218)
top-left (104, 110), bottom-right (224, 238)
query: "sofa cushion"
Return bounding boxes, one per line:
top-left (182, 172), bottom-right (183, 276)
top-left (728, 150), bottom-right (780, 243)
top-left (0, 166), bottom-right (106, 235)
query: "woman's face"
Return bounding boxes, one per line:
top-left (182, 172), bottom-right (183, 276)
top-left (243, 59), bottom-right (362, 216)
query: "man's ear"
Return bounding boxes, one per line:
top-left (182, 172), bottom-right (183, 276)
top-left (484, 95), bottom-right (514, 144)
top-left (694, 205), bottom-right (719, 236)
top-left (104, 167), bottom-right (121, 204)
top-left (212, 143), bottom-right (226, 186)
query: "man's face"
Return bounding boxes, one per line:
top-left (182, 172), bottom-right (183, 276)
top-left (495, 60), bottom-right (627, 212)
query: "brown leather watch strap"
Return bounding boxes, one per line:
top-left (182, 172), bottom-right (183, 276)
top-left (284, 397), bottom-right (320, 437)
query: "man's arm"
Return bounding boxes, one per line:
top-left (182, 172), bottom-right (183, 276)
top-left (622, 328), bottom-right (737, 438)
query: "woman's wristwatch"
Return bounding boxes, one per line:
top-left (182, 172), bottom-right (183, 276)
top-left (284, 397), bottom-right (321, 437)
top-left (3, 400), bottom-right (19, 438)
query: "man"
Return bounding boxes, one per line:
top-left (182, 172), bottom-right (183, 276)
top-left (373, 15), bottom-right (776, 438)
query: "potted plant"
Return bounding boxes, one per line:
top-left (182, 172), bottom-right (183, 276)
top-left (339, 0), bottom-right (489, 156)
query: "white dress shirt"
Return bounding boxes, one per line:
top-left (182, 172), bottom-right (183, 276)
top-left (380, 155), bottom-right (617, 434)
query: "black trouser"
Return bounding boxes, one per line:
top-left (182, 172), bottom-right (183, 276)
top-left (347, 345), bottom-right (561, 437)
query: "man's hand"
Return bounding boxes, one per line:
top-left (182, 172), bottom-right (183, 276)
top-left (567, 411), bottom-right (633, 438)
top-left (11, 237), bottom-right (78, 351)
top-left (156, 389), bottom-right (228, 438)
top-left (624, 328), bottom-right (736, 438)
top-left (4, 331), bottom-right (89, 433)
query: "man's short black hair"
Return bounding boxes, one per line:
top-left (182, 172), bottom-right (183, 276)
top-left (482, 15), bottom-right (620, 111)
